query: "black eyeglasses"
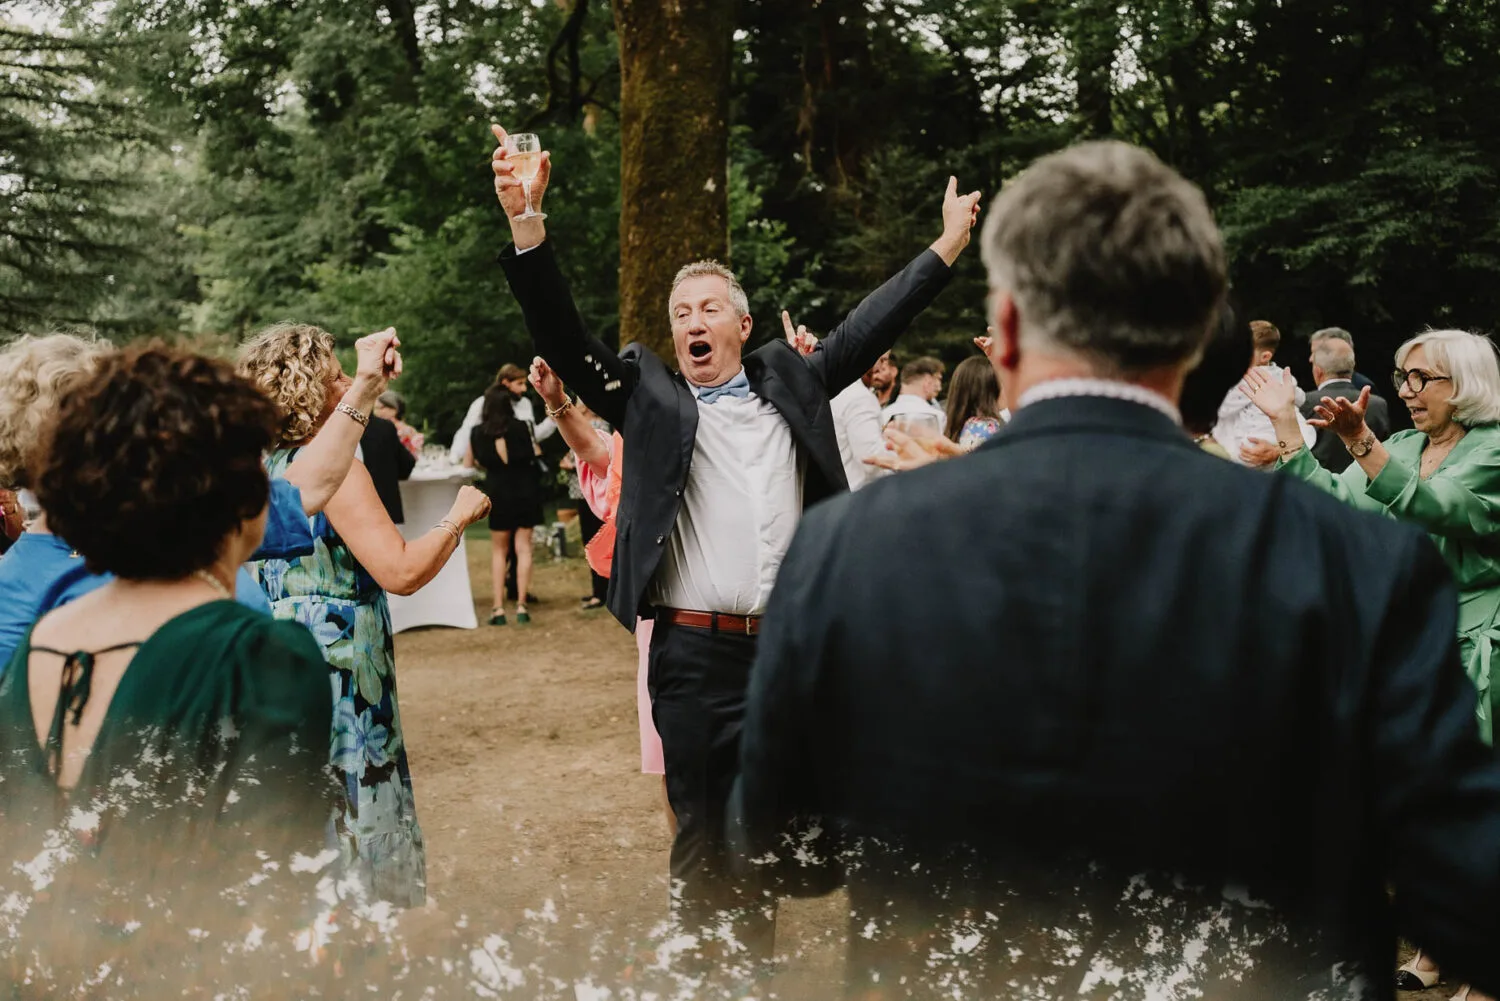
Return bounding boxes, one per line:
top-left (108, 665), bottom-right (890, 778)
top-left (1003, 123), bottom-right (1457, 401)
top-left (1392, 368), bottom-right (1451, 393)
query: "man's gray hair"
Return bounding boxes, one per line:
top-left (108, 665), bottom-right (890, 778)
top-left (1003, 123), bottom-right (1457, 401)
top-left (1311, 337), bottom-right (1356, 379)
top-left (1310, 326), bottom-right (1354, 346)
top-left (668, 260), bottom-right (750, 319)
top-left (980, 141), bottom-right (1226, 374)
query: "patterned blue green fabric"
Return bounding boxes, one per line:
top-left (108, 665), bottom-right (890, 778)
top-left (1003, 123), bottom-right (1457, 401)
top-left (248, 448), bottom-right (426, 907)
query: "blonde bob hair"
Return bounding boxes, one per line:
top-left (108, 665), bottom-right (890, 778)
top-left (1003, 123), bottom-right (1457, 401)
top-left (1395, 329), bottom-right (1500, 427)
top-left (237, 322), bottom-right (341, 446)
top-left (0, 333), bottom-right (110, 488)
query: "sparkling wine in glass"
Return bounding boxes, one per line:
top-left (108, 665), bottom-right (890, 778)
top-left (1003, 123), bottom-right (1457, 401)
top-left (505, 133), bottom-right (547, 221)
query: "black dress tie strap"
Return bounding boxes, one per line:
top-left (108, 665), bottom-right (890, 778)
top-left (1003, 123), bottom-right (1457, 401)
top-left (31, 643), bottom-right (141, 780)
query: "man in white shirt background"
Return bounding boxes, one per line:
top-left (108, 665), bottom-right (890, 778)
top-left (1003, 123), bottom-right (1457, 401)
top-left (449, 369), bottom-right (557, 463)
top-left (783, 311), bottom-right (888, 489)
top-left (880, 355), bottom-right (948, 434)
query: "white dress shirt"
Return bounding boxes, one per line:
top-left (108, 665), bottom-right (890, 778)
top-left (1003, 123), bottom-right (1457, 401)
top-left (449, 393), bottom-right (557, 463)
top-left (649, 378), bottom-right (805, 616)
top-left (881, 393), bottom-right (947, 434)
top-left (831, 382), bottom-right (886, 490)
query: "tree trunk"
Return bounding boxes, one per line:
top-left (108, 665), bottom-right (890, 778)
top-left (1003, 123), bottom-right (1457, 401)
top-left (610, 0), bottom-right (732, 358)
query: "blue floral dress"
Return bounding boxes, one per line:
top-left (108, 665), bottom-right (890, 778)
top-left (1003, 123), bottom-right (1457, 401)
top-left (248, 449), bottom-right (426, 907)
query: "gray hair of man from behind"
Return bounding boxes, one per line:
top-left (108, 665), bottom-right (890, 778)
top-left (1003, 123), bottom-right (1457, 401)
top-left (668, 260), bottom-right (751, 320)
top-left (1310, 326), bottom-right (1354, 346)
top-left (980, 140), bottom-right (1227, 375)
top-left (1311, 337), bottom-right (1356, 379)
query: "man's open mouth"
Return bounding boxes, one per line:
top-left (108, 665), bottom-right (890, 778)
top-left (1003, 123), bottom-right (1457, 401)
top-left (688, 342), bottom-right (711, 359)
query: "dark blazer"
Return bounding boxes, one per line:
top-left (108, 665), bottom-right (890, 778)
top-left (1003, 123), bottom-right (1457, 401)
top-left (360, 416), bottom-right (415, 524)
top-left (500, 240), bottom-right (952, 628)
top-left (1303, 378), bottom-right (1392, 473)
top-left (734, 396), bottom-right (1500, 998)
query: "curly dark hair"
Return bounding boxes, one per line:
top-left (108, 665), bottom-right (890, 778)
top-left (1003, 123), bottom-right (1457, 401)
top-left (35, 345), bottom-right (280, 579)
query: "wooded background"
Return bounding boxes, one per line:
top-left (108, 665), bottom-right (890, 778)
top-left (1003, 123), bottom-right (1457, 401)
top-left (4, 0), bottom-right (1499, 437)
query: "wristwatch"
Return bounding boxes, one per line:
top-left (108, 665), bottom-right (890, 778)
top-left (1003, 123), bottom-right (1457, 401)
top-left (1347, 431), bottom-right (1377, 458)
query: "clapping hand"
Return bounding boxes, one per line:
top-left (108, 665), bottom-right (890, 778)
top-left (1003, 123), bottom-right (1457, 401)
top-left (1240, 366), bottom-right (1299, 420)
top-left (528, 356), bottom-right (566, 410)
top-left (1308, 387), bottom-right (1372, 438)
top-left (864, 425), bottom-right (965, 472)
top-left (781, 311), bottom-right (819, 356)
top-left (932, 176), bottom-right (983, 266)
top-left (491, 123), bottom-right (550, 226)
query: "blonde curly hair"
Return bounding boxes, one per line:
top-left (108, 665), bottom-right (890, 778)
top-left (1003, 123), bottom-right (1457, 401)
top-left (0, 333), bottom-right (110, 488)
top-left (236, 322), bottom-right (341, 446)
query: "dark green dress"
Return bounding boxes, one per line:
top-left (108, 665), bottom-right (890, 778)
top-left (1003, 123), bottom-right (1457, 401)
top-left (0, 600), bottom-right (339, 993)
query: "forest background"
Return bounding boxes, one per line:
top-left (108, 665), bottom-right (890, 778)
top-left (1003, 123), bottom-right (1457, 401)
top-left (4, 0), bottom-right (1499, 439)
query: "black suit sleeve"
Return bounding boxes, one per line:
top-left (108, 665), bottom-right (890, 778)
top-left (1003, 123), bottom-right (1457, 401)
top-left (499, 241), bottom-right (638, 429)
top-left (1373, 530), bottom-right (1500, 992)
top-left (804, 249), bottom-right (953, 396)
top-left (729, 498), bottom-right (850, 895)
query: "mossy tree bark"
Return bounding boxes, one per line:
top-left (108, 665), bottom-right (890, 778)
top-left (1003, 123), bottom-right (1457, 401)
top-left (610, 0), bottom-right (732, 359)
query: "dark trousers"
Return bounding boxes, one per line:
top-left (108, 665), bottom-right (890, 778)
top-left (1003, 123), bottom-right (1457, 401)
top-left (648, 618), bottom-right (777, 970)
top-left (575, 503), bottom-right (609, 602)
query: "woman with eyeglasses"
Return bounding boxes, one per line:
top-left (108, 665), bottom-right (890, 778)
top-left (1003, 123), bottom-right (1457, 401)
top-left (1245, 328), bottom-right (1500, 999)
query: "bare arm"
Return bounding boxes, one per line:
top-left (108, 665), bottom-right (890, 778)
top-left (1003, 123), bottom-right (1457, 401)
top-left (282, 328), bottom-right (401, 514)
top-left (324, 461), bottom-right (490, 596)
top-left (529, 357), bottom-right (610, 477)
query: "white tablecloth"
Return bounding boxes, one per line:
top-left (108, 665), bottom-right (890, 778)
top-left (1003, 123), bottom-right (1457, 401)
top-left (387, 466), bottom-right (480, 633)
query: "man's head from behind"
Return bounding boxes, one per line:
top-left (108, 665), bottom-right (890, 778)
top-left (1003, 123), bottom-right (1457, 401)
top-left (901, 357), bottom-right (945, 402)
top-left (668, 260), bottom-right (752, 388)
top-left (980, 141), bottom-right (1226, 400)
top-left (1250, 320), bottom-right (1280, 369)
top-left (1310, 332), bottom-right (1356, 385)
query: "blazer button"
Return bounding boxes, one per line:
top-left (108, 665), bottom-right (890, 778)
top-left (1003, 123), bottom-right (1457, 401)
top-left (655, 534), bottom-right (665, 544)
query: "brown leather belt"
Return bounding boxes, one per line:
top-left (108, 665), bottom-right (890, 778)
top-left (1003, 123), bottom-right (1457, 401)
top-left (660, 608), bottom-right (762, 636)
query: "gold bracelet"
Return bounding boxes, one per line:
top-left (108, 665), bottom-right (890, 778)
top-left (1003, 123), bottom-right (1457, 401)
top-left (544, 397), bottom-right (574, 420)
top-left (436, 519), bottom-right (461, 541)
top-left (335, 401), bottom-right (370, 427)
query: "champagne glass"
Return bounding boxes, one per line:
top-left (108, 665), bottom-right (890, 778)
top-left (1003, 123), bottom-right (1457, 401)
top-left (893, 412), bottom-right (941, 440)
top-left (505, 133), bottom-right (547, 221)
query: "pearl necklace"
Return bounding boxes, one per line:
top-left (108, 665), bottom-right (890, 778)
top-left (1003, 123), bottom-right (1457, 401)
top-left (193, 569), bottom-right (233, 601)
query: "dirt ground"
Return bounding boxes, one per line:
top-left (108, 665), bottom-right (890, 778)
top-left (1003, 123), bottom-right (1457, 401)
top-left (392, 542), bottom-right (1448, 1000)
top-left (393, 541), bottom-right (846, 995)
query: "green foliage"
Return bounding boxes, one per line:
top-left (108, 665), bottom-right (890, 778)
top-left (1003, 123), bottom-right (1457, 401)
top-left (0, 22), bottom-right (156, 335)
top-left (7, 0), bottom-right (1500, 424)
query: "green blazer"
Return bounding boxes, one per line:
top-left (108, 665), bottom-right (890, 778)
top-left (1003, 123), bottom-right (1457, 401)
top-left (1280, 423), bottom-right (1500, 741)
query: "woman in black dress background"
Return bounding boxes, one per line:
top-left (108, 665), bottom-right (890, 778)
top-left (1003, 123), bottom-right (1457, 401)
top-left (465, 364), bottom-right (543, 625)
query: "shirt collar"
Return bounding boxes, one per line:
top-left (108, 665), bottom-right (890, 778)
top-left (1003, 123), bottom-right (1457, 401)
top-left (1016, 378), bottom-right (1182, 426)
top-left (690, 367), bottom-right (748, 400)
top-left (1316, 378), bottom-right (1352, 390)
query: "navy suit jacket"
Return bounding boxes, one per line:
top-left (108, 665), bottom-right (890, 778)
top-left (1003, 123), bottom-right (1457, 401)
top-left (735, 395), bottom-right (1500, 997)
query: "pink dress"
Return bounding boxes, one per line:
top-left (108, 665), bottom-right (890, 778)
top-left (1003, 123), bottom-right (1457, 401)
top-left (580, 432), bottom-right (664, 776)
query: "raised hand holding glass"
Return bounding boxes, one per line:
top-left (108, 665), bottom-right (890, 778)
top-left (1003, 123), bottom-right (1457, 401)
top-left (505, 133), bottom-right (547, 221)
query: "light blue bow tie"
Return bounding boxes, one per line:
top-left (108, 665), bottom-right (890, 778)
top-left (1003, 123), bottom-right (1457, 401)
top-left (696, 371), bottom-right (751, 404)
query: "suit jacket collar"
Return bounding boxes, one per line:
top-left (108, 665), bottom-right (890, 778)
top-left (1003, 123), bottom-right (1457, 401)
top-left (988, 395), bottom-right (1192, 450)
top-left (1317, 379), bottom-right (1356, 391)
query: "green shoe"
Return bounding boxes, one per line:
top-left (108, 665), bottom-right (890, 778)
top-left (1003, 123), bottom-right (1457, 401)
top-left (515, 606), bottom-right (531, 625)
top-left (489, 609), bottom-right (507, 626)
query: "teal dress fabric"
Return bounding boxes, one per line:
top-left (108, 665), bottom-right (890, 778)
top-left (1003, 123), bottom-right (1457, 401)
top-left (248, 448), bottom-right (426, 907)
top-left (0, 601), bottom-right (338, 987)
